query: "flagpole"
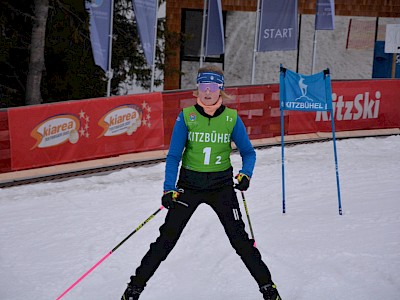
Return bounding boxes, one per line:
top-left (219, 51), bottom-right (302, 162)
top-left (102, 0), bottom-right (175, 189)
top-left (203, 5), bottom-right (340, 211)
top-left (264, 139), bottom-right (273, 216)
top-left (251, 0), bottom-right (261, 84)
top-left (330, 107), bottom-right (342, 215)
top-left (325, 69), bottom-right (343, 215)
top-left (279, 65), bottom-right (286, 213)
top-left (199, 0), bottom-right (207, 68)
top-left (296, 14), bottom-right (302, 73)
top-left (150, 0), bottom-right (158, 92)
top-left (311, 29), bottom-right (317, 74)
top-left (106, 0), bottom-right (115, 97)
top-left (312, 0), bottom-right (318, 75)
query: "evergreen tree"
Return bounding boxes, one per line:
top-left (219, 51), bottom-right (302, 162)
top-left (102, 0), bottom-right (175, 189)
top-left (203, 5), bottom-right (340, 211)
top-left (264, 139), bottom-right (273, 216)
top-left (0, 1), bottom-right (33, 107)
top-left (0, 0), bottom-right (168, 107)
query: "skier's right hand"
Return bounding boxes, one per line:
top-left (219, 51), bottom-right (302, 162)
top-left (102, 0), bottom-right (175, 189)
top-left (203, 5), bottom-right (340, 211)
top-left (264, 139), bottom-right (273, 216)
top-left (162, 190), bottom-right (180, 209)
top-left (234, 173), bottom-right (250, 191)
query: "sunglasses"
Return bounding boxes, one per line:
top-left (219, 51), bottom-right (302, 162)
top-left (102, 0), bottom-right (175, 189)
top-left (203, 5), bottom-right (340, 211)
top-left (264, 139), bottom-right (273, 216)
top-left (197, 83), bottom-right (222, 93)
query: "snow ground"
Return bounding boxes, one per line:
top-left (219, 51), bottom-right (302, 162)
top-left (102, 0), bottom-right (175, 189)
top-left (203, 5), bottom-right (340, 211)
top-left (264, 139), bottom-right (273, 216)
top-left (0, 135), bottom-right (399, 299)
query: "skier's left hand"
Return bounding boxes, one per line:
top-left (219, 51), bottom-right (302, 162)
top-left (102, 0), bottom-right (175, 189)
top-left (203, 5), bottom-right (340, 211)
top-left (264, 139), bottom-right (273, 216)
top-left (234, 173), bottom-right (250, 191)
top-left (162, 190), bottom-right (180, 209)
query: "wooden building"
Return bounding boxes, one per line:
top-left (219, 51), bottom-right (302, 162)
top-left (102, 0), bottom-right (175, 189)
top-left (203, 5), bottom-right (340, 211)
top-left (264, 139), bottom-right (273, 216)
top-left (164, 0), bottom-right (400, 90)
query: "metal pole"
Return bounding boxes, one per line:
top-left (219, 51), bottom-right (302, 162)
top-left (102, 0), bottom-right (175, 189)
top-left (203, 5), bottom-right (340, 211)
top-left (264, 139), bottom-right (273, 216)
top-left (311, 29), bottom-right (317, 74)
top-left (279, 66), bottom-right (286, 213)
top-left (296, 14), bottom-right (302, 73)
top-left (106, 0), bottom-right (115, 97)
top-left (279, 64), bottom-right (286, 213)
top-left (280, 105), bottom-right (286, 214)
top-left (199, 0), bottom-right (207, 68)
top-left (325, 70), bottom-right (343, 215)
top-left (251, 0), bottom-right (261, 84)
top-left (331, 112), bottom-right (343, 215)
top-left (150, 0), bottom-right (158, 92)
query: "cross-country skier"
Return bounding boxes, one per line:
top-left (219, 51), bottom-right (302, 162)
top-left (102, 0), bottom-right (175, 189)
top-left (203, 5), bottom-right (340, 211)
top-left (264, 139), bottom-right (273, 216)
top-left (122, 65), bottom-right (281, 300)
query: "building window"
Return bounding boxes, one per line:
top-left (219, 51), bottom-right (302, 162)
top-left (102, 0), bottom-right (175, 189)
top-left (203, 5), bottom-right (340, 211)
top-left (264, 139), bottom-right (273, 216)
top-left (181, 9), bottom-right (225, 63)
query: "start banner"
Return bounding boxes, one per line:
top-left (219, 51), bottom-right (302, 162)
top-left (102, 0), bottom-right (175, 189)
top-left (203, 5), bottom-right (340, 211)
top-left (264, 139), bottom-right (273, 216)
top-left (287, 80), bottom-right (400, 134)
top-left (8, 93), bottom-right (164, 170)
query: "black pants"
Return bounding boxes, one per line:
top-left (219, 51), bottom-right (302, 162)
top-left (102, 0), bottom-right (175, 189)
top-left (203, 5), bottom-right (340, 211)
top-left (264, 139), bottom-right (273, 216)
top-left (133, 185), bottom-right (272, 287)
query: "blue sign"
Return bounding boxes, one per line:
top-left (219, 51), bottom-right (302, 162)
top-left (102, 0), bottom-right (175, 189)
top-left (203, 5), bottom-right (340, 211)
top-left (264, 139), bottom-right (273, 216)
top-left (205, 0), bottom-right (225, 56)
top-left (258, 0), bottom-right (298, 51)
top-left (133, 0), bottom-right (157, 66)
top-left (280, 68), bottom-right (332, 111)
top-left (86, 0), bottom-right (112, 72)
top-left (315, 0), bottom-right (335, 30)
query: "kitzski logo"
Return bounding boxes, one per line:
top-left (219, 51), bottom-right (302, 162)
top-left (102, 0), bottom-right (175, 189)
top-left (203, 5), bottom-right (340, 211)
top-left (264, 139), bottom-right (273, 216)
top-left (316, 91), bottom-right (381, 121)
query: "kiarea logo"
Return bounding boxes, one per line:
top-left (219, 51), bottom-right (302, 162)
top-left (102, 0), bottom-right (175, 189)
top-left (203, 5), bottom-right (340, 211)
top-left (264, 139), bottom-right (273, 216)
top-left (316, 91), bottom-right (381, 121)
top-left (98, 104), bottom-right (143, 137)
top-left (30, 115), bottom-right (80, 149)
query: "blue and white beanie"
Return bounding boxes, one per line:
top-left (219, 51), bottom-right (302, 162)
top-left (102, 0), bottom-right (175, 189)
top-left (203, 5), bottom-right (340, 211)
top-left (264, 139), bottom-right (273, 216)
top-left (196, 72), bottom-right (224, 90)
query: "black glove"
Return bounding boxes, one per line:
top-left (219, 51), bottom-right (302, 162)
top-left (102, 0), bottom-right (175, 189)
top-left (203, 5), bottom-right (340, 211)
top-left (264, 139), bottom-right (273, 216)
top-left (162, 190), bottom-right (180, 209)
top-left (234, 173), bottom-right (250, 191)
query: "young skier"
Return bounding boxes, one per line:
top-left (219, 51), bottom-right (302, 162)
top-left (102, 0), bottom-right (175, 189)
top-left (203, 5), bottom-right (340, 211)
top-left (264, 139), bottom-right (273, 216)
top-left (122, 65), bottom-right (281, 300)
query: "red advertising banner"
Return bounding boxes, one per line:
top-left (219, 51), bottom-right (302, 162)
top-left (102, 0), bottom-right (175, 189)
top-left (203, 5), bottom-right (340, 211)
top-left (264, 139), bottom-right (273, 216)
top-left (287, 80), bottom-right (400, 134)
top-left (8, 93), bottom-right (164, 170)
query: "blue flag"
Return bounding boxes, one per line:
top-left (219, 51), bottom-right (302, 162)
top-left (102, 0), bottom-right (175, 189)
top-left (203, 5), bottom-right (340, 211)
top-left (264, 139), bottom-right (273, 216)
top-left (86, 0), bottom-right (112, 72)
top-left (279, 68), bottom-right (332, 111)
top-left (133, 0), bottom-right (157, 66)
top-left (205, 0), bottom-right (224, 56)
top-left (258, 0), bottom-right (298, 52)
top-left (315, 0), bottom-right (335, 30)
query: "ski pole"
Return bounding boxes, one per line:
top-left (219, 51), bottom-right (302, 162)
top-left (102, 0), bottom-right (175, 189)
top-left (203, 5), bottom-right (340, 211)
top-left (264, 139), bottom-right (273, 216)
top-left (56, 206), bottom-right (165, 300)
top-left (240, 191), bottom-right (257, 248)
